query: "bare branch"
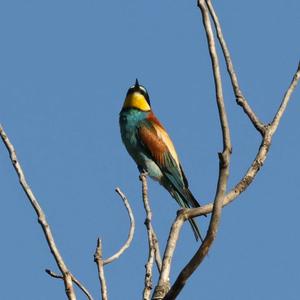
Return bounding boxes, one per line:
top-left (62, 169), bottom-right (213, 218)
top-left (140, 172), bottom-right (162, 299)
top-left (152, 215), bottom-right (184, 299)
top-left (93, 188), bottom-right (134, 299)
top-left (140, 173), bottom-right (162, 273)
top-left (154, 1), bottom-right (232, 298)
top-left (206, 0), bottom-right (265, 134)
top-left (93, 189), bottom-right (134, 299)
top-left (45, 269), bottom-right (94, 300)
top-left (102, 188), bottom-right (135, 265)
top-left (46, 269), bottom-right (63, 279)
top-left (270, 62), bottom-right (300, 133)
top-left (0, 125), bottom-right (77, 300)
top-left (198, 1), bottom-right (231, 149)
top-left (186, 61), bottom-right (300, 218)
top-left (144, 247), bottom-right (155, 300)
top-left (153, 21), bottom-right (300, 300)
top-left (94, 238), bottom-right (108, 300)
top-left (152, 230), bottom-right (162, 272)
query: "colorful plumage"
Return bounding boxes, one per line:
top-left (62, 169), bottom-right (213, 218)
top-left (119, 79), bottom-right (203, 241)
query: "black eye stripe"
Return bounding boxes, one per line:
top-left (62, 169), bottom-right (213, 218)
top-left (126, 87), bottom-right (135, 96)
top-left (138, 89), bottom-right (151, 105)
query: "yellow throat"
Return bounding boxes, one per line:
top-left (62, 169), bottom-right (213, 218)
top-left (123, 92), bottom-right (151, 111)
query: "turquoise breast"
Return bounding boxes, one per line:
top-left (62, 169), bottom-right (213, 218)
top-left (119, 109), bottom-right (163, 181)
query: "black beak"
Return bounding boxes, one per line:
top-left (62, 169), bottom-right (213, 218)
top-left (135, 78), bottom-right (139, 88)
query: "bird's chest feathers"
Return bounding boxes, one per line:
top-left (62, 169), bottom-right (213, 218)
top-left (119, 109), bottom-right (147, 149)
top-left (119, 109), bottom-right (164, 181)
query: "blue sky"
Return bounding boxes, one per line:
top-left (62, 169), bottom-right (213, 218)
top-left (1, 1), bottom-right (299, 299)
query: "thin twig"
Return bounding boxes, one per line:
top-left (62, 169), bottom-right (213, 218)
top-left (93, 188), bottom-right (134, 299)
top-left (103, 188), bottom-right (135, 265)
top-left (270, 62), bottom-right (300, 133)
top-left (46, 269), bottom-right (64, 279)
top-left (140, 172), bottom-right (156, 300)
top-left (94, 239), bottom-right (108, 300)
top-left (0, 126), bottom-right (77, 300)
top-left (206, 0), bottom-right (265, 134)
top-left (45, 269), bottom-right (94, 300)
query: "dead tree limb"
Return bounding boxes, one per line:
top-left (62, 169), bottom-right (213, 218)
top-left (45, 269), bottom-right (94, 300)
top-left (152, 0), bottom-right (299, 299)
top-left (94, 238), bottom-right (108, 300)
top-left (140, 172), bottom-right (162, 300)
top-left (205, 0), bottom-right (265, 134)
top-left (0, 125), bottom-right (81, 300)
top-left (103, 188), bottom-right (135, 265)
top-left (153, 0), bottom-right (232, 298)
top-left (94, 187), bottom-right (135, 300)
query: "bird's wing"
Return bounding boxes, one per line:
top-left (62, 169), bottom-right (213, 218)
top-left (138, 114), bottom-right (201, 211)
top-left (137, 114), bottom-right (185, 190)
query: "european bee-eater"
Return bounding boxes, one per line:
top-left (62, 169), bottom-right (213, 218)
top-left (119, 79), bottom-right (203, 241)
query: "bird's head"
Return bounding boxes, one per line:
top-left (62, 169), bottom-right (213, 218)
top-left (122, 79), bottom-right (151, 112)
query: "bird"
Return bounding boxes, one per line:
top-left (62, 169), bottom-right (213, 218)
top-left (119, 79), bottom-right (203, 241)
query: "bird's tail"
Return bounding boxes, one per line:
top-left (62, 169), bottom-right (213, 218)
top-left (173, 190), bottom-right (204, 242)
top-left (188, 218), bottom-right (203, 242)
top-left (185, 188), bottom-right (201, 208)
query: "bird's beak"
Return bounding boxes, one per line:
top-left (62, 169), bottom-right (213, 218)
top-left (135, 78), bottom-right (139, 88)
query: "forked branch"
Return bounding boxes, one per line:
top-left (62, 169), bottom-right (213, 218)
top-left (94, 187), bottom-right (135, 300)
top-left (1, 1), bottom-right (299, 300)
top-left (152, 0), bottom-right (299, 299)
top-left (153, 1), bottom-right (232, 299)
top-left (46, 269), bottom-right (94, 300)
top-left (206, 0), bottom-right (265, 134)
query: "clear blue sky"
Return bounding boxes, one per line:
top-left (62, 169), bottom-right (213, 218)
top-left (1, 1), bottom-right (299, 299)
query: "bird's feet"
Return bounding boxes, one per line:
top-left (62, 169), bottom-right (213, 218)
top-left (138, 167), bottom-right (148, 181)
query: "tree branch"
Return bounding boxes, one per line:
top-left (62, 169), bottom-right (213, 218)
top-left (185, 60), bottom-right (300, 218)
top-left (153, 0), bottom-right (232, 298)
top-left (152, 214), bottom-right (184, 299)
top-left (154, 17), bottom-right (300, 300)
top-left (270, 62), bottom-right (300, 133)
top-left (102, 188), bottom-right (135, 265)
top-left (205, 0), bottom-right (265, 134)
top-left (140, 172), bottom-right (162, 300)
top-left (152, 229), bottom-right (162, 272)
top-left (94, 239), bottom-right (108, 300)
top-left (94, 188), bottom-right (134, 300)
top-left (0, 125), bottom-right (78, 300)
top-left (45, 269), bottom-right (94, 300)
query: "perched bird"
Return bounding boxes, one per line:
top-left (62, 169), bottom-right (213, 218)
top-left (119, 79), bottom-right (203, 241)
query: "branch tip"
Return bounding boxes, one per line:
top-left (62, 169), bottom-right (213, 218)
top-left (102, 188), bottom-right (135, 266)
